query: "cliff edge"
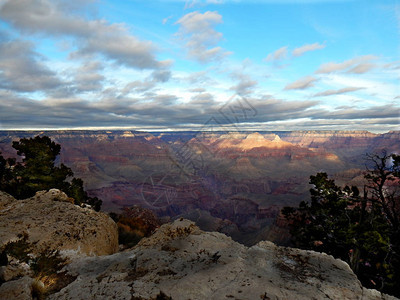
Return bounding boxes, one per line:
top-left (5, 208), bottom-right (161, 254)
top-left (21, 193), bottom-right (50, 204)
top-left (50, 219), bottom-right (396, 300)
top-left (0, 191), bottom-right (397, 299)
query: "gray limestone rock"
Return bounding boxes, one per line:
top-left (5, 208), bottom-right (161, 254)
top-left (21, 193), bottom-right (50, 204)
top-left (49, 219), bottom-right (398, 300)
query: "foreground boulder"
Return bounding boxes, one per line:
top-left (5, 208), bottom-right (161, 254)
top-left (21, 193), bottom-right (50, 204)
top-left (0, 189), bottom-right (118, 257)
top-left (0, 276), bottom-right (35, 300)
top-left (50, 219), bottom-right (397, 300)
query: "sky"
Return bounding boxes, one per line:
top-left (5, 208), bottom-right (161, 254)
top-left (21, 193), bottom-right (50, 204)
top-left (0, 0), bottom-right (399, 133)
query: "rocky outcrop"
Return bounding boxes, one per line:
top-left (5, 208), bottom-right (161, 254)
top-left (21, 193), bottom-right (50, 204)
top-left (0, 189), bottom-right (118, 257)
top-left (49, 219), bottom-right (397, 300)
top-left (0, 276), bottom-right (35, 300)
top-left (0, 259), bottom-right (32, 282)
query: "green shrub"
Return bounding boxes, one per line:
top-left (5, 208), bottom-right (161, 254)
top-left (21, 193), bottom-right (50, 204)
top-left (2, 234), bottom-right (70, 296)
top-left (2, 233), bottom-right (32, 263)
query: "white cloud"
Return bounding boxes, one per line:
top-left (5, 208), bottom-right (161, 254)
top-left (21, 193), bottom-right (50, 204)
top-left (346, 63), bottom-right (375, 74)
top-left (284, 76), bottom-right (318, 90)
top-left (316, 55), bottom-right (378, 73)
top-left (313, 86), bottom-right (364, 97)
top-left (292, 42), bottom-right (325, 57)
top-left (162, 15), bottom-right (173, 25)
top-left (383, 61), bottom-right (400, 70)
top-left (175, 11), bottom-right (230, 63)
top-left (265, 46), bottom-right (288, 62)
top-left (321, 73), bottom-right (398, 105)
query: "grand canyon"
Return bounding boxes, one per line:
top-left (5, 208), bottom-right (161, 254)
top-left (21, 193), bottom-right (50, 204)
top-left (1, 130), bottom-right (399, 245)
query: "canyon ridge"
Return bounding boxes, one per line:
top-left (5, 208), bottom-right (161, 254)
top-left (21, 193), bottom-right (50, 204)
top-left (1, 130), bottom-right (399, 245)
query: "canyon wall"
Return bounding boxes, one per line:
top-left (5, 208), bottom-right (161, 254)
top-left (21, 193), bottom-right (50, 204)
top-left (0, 130), bottom-right (399, 245)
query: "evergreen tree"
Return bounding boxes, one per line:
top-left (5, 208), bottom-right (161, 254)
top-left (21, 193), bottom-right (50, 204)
top-left (0, 151), bottom-right (16, 194)
top-left (282, 152), bottom-right (400, 297)
top-left (0, 136), bottom-right (101, 211)
top-left (9, 136), bottom-right (73, 198)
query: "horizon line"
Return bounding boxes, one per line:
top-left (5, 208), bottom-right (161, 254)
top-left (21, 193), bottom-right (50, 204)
top-left (0, 128), bottom-right (398, 134)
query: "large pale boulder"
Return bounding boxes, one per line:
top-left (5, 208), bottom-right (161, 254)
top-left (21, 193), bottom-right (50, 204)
top-left (0, 189), bottom-right (118, 257)
top-left (49, 219), bottom-right (397, 300)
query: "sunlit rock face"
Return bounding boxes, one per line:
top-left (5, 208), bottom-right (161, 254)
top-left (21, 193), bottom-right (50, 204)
top-left (49, 219), bottom-right (397, 300)
top-left (237, 132), bottom-right (294, 150)
top-left (0, 189), bottom-right (118, 257)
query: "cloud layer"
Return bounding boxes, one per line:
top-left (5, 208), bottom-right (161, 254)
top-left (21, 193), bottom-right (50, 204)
top-left (0, 0), bottom-right (398, 133)
top-left (0, 0), bottom-right (165, 70)
top-left (0, 91), bottom-right (398, 132)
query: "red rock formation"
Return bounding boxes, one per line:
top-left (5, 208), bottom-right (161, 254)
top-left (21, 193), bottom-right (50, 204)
top-left (1, 130), bottom-right (399, 246)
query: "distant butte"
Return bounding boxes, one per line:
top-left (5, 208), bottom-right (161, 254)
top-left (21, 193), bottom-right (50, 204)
top-left (225, 132), bottom-right (295, 150)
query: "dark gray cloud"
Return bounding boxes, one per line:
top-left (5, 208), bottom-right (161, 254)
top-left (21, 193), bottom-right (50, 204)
top-left (190, 93), bottom-right (215, 105)
top-left (0, 38), bottom-right (62, 92)
top-left (118, 70), bottom-right (172, 97)
top-left (318, 105), bottom-right (400, 120)
top-left (0, 92), bottom-right (398, 130)
top-left (313, 87), bottom-right (364, 97)
top-left (189, 88), bottom-right (207, 93)
top-left (73, 61), bottom-right (105, 92)
top-left (245, 98), bottom-right (327, 123)
top-left (0, 0), bottom-right (165, 70)
top-left (259, 118), bottom-right (399, 132)
top-left (151, 70), bottom-right (172, 83)
top-left (121, 81), bottom-right (156, 96)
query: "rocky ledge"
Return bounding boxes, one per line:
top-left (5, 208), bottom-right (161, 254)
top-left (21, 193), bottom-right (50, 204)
top-left (0, 190), bottom-right (397, 300)
top-left (0, 189), bottom-right (118, 257)
top-left (50, 219), bottom-right (396, 300)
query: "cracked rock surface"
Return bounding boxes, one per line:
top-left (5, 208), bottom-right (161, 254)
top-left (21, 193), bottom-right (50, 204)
top-left (50, 219), bottom-right (397, 300)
